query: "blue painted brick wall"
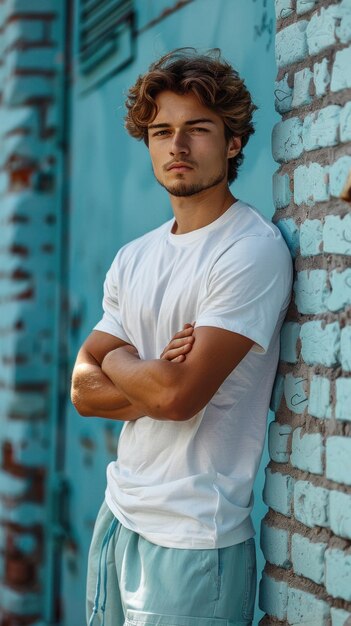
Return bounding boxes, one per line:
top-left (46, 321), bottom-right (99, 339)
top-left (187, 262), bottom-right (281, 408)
top-left (0, 1), bottom-right (64, 623)
top-left (262, 1), bottom-right (351, 620)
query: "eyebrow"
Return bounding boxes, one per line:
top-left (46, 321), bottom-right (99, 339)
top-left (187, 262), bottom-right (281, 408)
top-left (148, 118), bottom-right (215, 129)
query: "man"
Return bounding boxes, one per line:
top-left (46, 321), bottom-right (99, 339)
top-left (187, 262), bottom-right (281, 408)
top-left (71, 48), bottom-right (292, 626)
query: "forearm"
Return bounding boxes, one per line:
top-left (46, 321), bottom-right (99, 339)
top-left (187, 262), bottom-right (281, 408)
top-left (71, 362), bottom-right (143, 420)
top-left (101, 349), bottom-right (189, 421)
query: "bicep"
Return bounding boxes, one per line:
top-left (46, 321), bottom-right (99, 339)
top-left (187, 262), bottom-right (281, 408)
top-left (176, 326), bottom-right (253, 418)
top-left (74, 330), bottom-right (131, 367)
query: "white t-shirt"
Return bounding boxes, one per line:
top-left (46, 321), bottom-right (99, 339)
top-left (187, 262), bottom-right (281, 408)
top-left (94, 200), bottom-right (293, 549)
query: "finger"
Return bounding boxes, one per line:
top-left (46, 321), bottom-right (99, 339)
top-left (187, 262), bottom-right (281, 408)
top-left (173, 326), bottom-right (194, 340)
top-left (170, 354), bottom-right (185, 363)
top-left (161, 342), bottom-right (193, 361)
top-left (160, 335), bottom-right (194, 358)
top-left (170, 336), bottom-right (195, 349)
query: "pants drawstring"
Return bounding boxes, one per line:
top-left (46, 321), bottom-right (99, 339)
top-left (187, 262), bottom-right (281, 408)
top-left (88, 517), bottom-right (118, 626)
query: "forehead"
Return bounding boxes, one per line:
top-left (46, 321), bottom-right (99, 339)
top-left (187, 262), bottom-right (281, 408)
top-left (151, 90), bottom-right (222, 126)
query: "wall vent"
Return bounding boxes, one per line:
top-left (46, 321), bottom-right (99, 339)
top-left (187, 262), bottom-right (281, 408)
top-left (79, 0), bottom-right (135, 91)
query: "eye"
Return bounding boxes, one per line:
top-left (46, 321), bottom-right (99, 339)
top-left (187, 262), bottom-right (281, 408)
top-left (190, 127), bottom-right (208, 133)
top-left (153, 129), bottom-right (171, 137)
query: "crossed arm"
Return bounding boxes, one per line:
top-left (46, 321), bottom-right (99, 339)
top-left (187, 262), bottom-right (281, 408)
top-left (71, 324), bottom-right (254, 422)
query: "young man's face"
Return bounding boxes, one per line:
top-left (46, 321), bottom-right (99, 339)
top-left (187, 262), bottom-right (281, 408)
top-left (147, 91), bottom-right (241, 197)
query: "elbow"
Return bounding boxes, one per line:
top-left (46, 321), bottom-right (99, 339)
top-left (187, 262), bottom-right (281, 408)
top-left (70, 384), bottom-right (92, 417)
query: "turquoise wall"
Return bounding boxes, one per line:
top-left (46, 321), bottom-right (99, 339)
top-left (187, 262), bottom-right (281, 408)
top-left (64, 2), bottom-right (278, 624)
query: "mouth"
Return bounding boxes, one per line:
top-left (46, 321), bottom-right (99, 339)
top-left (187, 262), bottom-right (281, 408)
top-left (166, 162), bottom-right (194, 172)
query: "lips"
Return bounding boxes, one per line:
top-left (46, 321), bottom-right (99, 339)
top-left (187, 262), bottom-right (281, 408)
top-left (167, 162), bottom-right (193, 171)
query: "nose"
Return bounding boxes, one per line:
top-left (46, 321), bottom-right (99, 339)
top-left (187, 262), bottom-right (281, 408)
top-left (169, 130), bottom-right (190, 157)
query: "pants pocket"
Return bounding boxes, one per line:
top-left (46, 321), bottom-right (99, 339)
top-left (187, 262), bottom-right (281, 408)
top-left (241, 539), bottom-right (257, 622)
top-left (124, 610), bottom-right (229, 626)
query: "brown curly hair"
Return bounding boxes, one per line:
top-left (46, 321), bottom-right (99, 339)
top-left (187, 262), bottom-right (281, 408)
top-left (125, 48), bottom-right (257, 184)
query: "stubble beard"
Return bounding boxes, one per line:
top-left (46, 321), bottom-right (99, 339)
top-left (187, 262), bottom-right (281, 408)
top-left (155, 168), bottom-right (227, 197)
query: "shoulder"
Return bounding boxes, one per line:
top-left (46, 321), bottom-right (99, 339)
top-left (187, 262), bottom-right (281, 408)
top-left (109, 219), bottom-right (172, 270)
top-left (215, 201), bottom-right (292, 271)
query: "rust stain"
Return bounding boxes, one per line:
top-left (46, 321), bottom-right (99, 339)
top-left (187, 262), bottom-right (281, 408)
top-left (340, 170), bottom-right (351, 203)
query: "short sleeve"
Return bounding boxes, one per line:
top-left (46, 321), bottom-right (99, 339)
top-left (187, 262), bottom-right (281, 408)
top-left (195, 235), bottom-right (293, 353)
top-left (93, 258), bottom-right (131, 343)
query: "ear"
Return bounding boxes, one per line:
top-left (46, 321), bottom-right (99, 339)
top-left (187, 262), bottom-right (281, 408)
top-left (227, 136), bottom-right (241, 158)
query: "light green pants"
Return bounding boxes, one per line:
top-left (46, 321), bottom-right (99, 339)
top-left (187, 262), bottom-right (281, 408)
top-left (86, 501), bottom-right (256, 626)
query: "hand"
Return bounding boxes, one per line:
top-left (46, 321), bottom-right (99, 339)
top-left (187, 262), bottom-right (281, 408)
top-left (160, 323), bottom-right (195, 363)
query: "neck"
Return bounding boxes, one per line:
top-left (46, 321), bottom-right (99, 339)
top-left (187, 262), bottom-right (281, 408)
top-left (170, 183), bottom-right (236, 235)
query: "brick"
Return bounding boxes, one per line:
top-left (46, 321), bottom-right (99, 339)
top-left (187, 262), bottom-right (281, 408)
top-left (0, 389), bottom-right (46, 417)
top-left (326, 437), bottom-right (351, 485)
top-left (313, 58), bottom-right (331, 97)
top-left (0, 584), bottom-right (41, 614)
top-left (280, 321), bottom-right (300, 363)
top-left (268, 421), bottom-right (292, 463)
top-left (273, 171), bottom-right (291, 208)
top-left (308, 376), bottom-right (332, 419)
top-left (329, 156), bottom-right (351, 197)
top-left (306, 6), bottom-right (340, 55)
top-left (4, 19), bottom-right (44, 47)
top-left (290, 427), bottom-right (324, 475)
top-left (5, 47), bottom-right (57, 72)
top-left (294, 163), bottom-right (329, 206)
top-left (275, 0), bottom-right (294, 19)
top-left (303, 105), bottom-right (340, 151)
top-left (325, 548), bottom-right (351, 601)
top-left (300, 320), bottom-right (340, 367)
top-left (270, 372), bottom-right (285, 411)
top-left (300, 219), bottom-right (323, 257)
top-left (2, 133), bottom-right (48, 167)
top-left (336, 7), bottom-right (351, 44)
top-left (261, 522), bottom-right (290, 568)
top-left (272, 117), bottom-right (303, 163)
top-left (341, 326), bottom-right (351, 371)
top-left (0, 275), bottom-right (33, 301)
top-left (331, 46), bottom-right (351, 92)
top-left (296, 0), bottom-right (318, 14)
top-left (292, 67), bottom-right (313, 108)
top-left (294, 269), bottom-right (329, 314)
top-left (331, 608), bottom-right (351, 626)
top-left (327, 268), bottom-right (351, 312)
top-left (323, 214), bottom-right (351, 255)
top-left (284, 373), bottom-right (308, 414)
top-left (275, 21), bottom-right (308, 69)
top-left (0, 502), bottom-right (44, 526)
top-left (263, 468), bottom-right (294, 516)
top-left (3, 74), bottom-right (54, 105)
top-left (274, 73), bottom-right (293, 114)
top-left (13, 533), bottom-right (37, 554)
top-left (12, 438), bottom-right (49, 468)
top-left (259, 573), bottom-right (288, 621)
top-left (275, 217), bottom-right (299, 258)
top-left (0, 190), bottom-right (55, 218)
top-left (287, 587), bottom-right (330, 624)
top-left (329, 490), bottom-right (351, 540)
top-left (291, 533), bottom-right (327, 584)
top-left (0, 105), bottom-right (38, 134)
top-left (0, 471), bottom-right (29, 497)
top-left (335, 378), bottom-right (351, 421)
top-left (340, 102), bottom-right (351, 142)
top-left (294, 480), bottom-right (329, 528)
